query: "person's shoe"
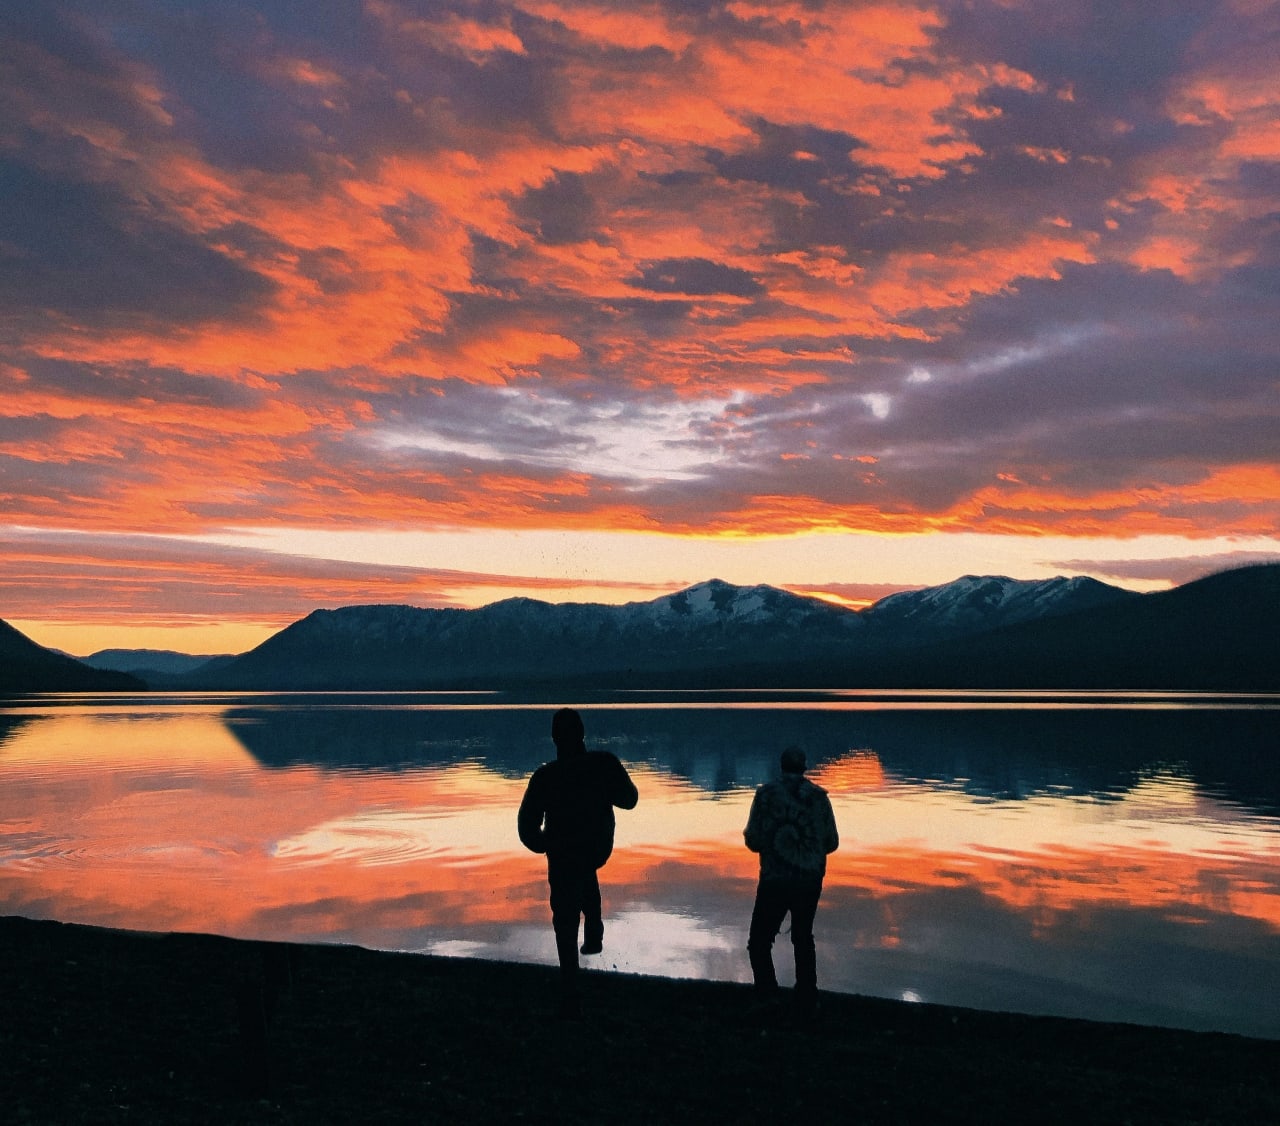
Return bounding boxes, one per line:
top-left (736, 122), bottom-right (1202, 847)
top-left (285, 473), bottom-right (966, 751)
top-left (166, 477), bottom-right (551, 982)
top-left (580, 938), bottom-right (603, 955)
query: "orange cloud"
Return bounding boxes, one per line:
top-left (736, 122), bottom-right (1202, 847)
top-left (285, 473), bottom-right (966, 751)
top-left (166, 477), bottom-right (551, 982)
top-left (867, 228), bottom-right (1098, 316)
top-left (515, 0), bottom-right (696, 53)
top-left (952, 464), bottom-right (1280, 539)
top-left (670, 458), bottom-right (1280, 541)
top-left (0, 374), bottom-right (317, 439)
top-left (1114, 19), bottom-right (1280, 280)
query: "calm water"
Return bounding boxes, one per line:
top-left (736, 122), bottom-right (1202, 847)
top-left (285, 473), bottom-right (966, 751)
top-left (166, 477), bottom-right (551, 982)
top-left (2, 690), bottom-right (1278, 1038)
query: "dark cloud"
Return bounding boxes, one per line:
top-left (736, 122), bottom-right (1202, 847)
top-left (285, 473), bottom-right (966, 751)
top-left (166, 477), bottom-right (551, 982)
top-left (0, 160), bottom-right (273, 327)
top-left (1051, 552), bottom-right (1280, 587)
top-left (780, 259), bottom-right (1280, 480)
top-left (941, 0), bottom-right (1221, 107)
top-left (630, 257), bottom-right (763, 297)
top-left (515, 171), bottom-right (601, 245)
top-left (20, 357), bottom-right (279, 410)
top-left (714, 119), bottom-right (868, 192)
top-left (0, 8), bottom-right (275, 334)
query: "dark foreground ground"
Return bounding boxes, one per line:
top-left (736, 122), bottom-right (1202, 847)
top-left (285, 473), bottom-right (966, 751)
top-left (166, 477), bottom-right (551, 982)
top-left (4, 916), bottom-right (1277, 1125)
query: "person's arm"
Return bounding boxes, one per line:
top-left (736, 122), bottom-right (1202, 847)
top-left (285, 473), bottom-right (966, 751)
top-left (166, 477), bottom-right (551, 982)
top-left (610, 756), bottom-right (639, 810)
top-left (821, 794), bottom-right (839, 855)
top-left (517, 772), bottom-right (547, 854)
top-left (743, 788), bottom-right (764, 853)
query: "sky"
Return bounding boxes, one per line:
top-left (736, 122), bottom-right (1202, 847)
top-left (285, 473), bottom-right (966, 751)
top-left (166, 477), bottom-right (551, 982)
top-left (2, 0), bottom-right (1278, 655)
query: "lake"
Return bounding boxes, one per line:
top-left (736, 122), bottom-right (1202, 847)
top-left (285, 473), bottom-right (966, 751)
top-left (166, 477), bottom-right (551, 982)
top-left (2, 690), bottom-right (1277, 1038)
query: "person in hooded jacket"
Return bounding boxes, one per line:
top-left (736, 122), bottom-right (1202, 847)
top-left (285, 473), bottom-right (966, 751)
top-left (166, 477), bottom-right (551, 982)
top-left (518, 708), bottom-right (638, 1011)
top-left (744, 746), bottom-right (839, 1011)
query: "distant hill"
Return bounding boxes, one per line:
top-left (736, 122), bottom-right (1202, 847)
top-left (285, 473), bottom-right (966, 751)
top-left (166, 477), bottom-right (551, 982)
top-left (184, 572), bottom-right (1162, 691)
top-left (0, 621), bottom-right (145, 693)
top-left (79, 649), bottom-right (231, 678)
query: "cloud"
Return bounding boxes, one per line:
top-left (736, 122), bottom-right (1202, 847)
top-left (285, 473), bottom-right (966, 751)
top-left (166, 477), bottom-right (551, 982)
top-left (1049, 551), bottom-right (1280, 588)
top-left (0, 528), bottom-right (670, 626)
top-left (789, 581), bottom-right (926, 610)
top-left (631, 257), bottom-right (764, 297)
top-left (0, 0), bottom-right (1277, 618)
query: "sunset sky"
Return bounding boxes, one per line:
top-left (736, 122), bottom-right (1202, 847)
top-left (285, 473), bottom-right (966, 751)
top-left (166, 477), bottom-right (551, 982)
top-left (3, 1), bottom-right (1278, 655)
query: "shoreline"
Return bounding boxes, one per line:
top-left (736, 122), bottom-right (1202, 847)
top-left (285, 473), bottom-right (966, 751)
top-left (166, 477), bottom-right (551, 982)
top-left (4, 914), bottom-right (1278, 1124)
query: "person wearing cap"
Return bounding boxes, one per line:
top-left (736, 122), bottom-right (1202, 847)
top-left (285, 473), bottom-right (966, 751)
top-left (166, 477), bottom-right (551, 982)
top-left (518, 707), bottom-right (638, 1013)
top-left (744, 746), bottom-right (839, 1011)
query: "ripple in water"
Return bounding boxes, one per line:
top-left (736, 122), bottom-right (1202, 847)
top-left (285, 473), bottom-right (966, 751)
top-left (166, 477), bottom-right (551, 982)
top-left (271, 811), bottom-right (449, 868)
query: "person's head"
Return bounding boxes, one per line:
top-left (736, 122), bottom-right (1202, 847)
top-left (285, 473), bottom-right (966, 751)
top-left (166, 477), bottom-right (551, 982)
top-left (780, 746), bottom-right (806, 775)
top-left (551, 707), bottom-right (586, 757)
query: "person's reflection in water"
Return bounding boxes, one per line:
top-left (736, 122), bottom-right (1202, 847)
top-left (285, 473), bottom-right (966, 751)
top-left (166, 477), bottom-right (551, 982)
top-left (518, 707), bottom-right (639, 1016)
top-left (744, 746), bottom-right (839, 1016)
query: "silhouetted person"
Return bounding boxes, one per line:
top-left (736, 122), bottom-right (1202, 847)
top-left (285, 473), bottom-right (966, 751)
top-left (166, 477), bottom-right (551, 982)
top-left (744, 746), bottom-right (838, 1012)
top-left (518, 707), bottom-right (638, 1013)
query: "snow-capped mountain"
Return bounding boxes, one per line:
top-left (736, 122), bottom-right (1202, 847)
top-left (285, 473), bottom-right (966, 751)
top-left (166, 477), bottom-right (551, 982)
top-left (203, 579), bottom-right (864, 689)
top-left (861, 575), bottom-right (1138, 638)
top-left (879, 561), bottom-right (1280, 690)
top-left (646, 579), bottom-right (856, 629)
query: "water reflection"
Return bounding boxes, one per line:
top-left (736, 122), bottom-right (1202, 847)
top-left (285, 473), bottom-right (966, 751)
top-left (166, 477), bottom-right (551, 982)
top-left (1, 692), bottom-right (1277, 1038)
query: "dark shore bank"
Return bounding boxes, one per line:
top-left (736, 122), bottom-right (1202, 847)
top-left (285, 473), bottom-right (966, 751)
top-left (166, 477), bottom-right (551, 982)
top-left (4, 916), bottom-right (1277, 1125)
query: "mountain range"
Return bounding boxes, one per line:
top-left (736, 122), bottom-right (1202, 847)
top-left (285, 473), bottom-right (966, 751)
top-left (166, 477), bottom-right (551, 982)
top-left (184, 571), bottom-right (1134, 690)
top-left (2, 563), bottom-right (1276, 693)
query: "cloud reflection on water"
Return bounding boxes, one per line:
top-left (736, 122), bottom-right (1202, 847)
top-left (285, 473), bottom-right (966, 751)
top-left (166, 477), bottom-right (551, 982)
top-left (0, 694), bottom-right (1277, 1037)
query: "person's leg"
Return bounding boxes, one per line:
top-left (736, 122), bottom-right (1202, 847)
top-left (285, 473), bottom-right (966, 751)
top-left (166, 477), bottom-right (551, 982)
top-left (788, 878), bottom-right (823, 1001)
top-left (580, 867), bottom-right (604, 955)
top-left (747, 880), bottom-right (790, 992)
top-left (547, 857), bottom-right (584, 1006)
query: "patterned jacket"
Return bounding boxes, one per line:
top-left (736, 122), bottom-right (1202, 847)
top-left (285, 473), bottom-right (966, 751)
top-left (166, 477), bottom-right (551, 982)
top-left (744, 772), bottom-right (839, 881)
